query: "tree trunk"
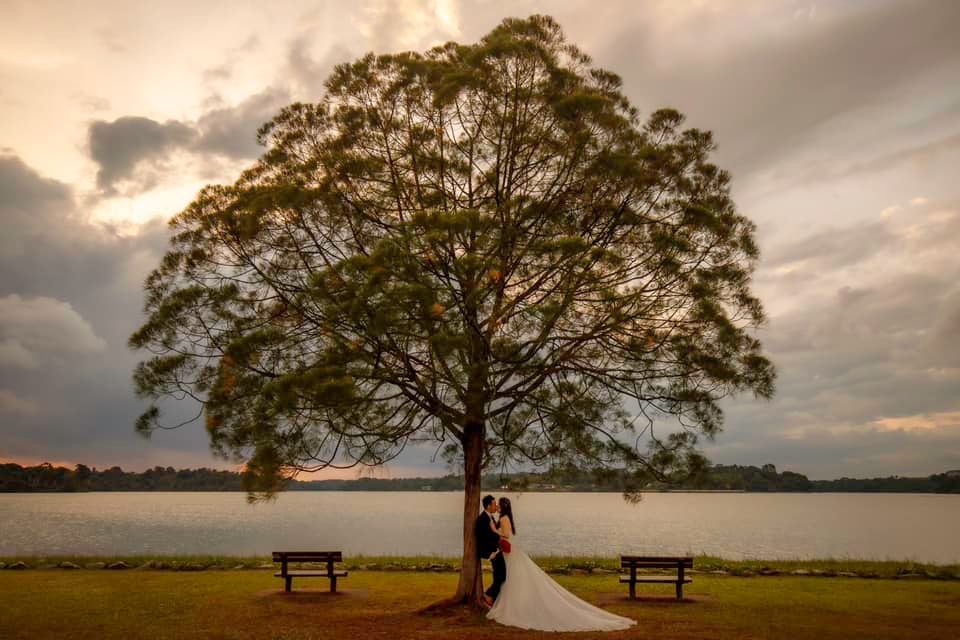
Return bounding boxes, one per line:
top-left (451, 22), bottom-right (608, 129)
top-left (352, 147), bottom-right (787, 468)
top-left (452, 418), bottom-right (486, 606)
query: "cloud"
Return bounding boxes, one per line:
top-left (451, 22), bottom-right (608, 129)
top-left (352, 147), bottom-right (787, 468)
top-left (0, 152), bottom-right (71, 212)
top-left (599, 0), bottom-right (960, 176)
top-left (765, 220), bottom-right (898, 270)
top-left (87, 116), bottom-right (197, 195)
top-left (73, 92), bottom-right (111, 113)
top-left (0, 339), bottom-right (36, 369)
top-left (757, 200), bottom-right (960, 298)
top-left (0, 153), bottom-right (159, 297)
top-left (0, 389), bottom-right (39, 416)
top-left (85, 100), bottom-right (287, 196)
top-left (0, 294), bottom-right (107, 365)
top-left (705, 415), bottom-right (960, 479)
top-left (359, 0), bottom-right (462, 52)
top-left (874, 410), bottom-right (960, 433)
top-left (784, 134), bottom-right (960, 188)
top-left (3, 2), bottom-right (960, 478)
top-left (193, 86), bottom-right (291, 159)
top-left (84, 30), bottom-right (349, 197)
top-left (286, 35), bottom-right (354, 100)
top-left (0, 152), bottom-right (217, 468)
top-left (95, 25), bottom-right (128, 54)
top-left (709, 200), bottom-right (960, 477)
top-left (84, 21), bottom-right (369, 198)
top-left (201, 64), bottom-right (232, 82)
top-left (200, 34), bottom-right (262, 83)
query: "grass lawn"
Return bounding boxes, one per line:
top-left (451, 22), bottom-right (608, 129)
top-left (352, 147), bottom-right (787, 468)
top-left (1, 570), bottom-right (958, 639)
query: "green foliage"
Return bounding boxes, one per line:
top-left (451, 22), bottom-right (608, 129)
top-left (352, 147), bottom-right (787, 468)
top-left (129, 14), bottom-right (775, 504)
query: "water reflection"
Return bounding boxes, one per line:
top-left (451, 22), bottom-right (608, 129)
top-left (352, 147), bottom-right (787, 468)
top-left (0, 492), bottom-right (957, 562)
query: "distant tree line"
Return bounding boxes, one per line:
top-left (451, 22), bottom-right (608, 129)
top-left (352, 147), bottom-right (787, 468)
top-left (0, 463), bottom-right (243, 492)
top-left (810, 473), bottom-right (960, 493)
top-left (1, 461), bottom-right (958, 493)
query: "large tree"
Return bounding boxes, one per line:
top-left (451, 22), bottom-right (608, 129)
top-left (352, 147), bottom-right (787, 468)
top-left (129, 15), bottom-right (775, 606)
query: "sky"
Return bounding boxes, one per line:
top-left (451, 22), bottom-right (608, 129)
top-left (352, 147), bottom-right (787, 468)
top-left (1, 0), bottom-right (959, 480)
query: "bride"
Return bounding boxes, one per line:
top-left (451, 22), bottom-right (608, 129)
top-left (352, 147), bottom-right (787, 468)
top-left (486, 497), bottom-right (636, 632)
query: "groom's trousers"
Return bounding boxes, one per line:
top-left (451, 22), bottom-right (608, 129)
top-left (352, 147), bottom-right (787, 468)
top-left (485, 551), bottom-right (506, 600)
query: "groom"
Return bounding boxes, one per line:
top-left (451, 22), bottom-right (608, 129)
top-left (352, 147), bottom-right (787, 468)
top-left (475, 494), bottom-right (506, 607)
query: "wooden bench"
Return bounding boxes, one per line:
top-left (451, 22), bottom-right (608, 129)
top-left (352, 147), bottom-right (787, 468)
top-left (273, 551), bottom-right (348, 593)
top-left (620, 556), bottom-right (693, 600)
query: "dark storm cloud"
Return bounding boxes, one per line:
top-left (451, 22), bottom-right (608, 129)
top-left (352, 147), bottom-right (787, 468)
top-left (598, 0), bottom-right (960, 175)
top-left (88, 116), bottom-right (196, 195)
top-left (0, 153), bottom-right (213, 469)
top-left (0, 153), bottom-right (149, 299)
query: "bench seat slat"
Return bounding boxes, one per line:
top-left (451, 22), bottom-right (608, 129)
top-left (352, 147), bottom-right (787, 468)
top-left (274, 570), bottom-right (348, 578)
top-left (619, 575), bottom-right (692, 584)
top-left (273, 553), bottom-right (342, 560)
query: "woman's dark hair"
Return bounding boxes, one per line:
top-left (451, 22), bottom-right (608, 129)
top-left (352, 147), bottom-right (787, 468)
top-left (498, 497), bottom-right (515, 533)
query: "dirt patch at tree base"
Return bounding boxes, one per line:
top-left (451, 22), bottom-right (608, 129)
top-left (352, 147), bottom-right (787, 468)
top-left (594, 591), bottom-right (713, 605)
top-left (254, 587), bottom-right (369, 602)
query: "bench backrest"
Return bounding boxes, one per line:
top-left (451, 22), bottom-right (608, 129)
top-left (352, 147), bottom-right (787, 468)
top-left (621, 556), bottom-right (693, 569)
top-left (273, 551), bottom-right (343, 563)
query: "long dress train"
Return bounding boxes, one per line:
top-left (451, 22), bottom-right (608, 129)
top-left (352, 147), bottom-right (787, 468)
top-left (486, 537), bottom-right (636, 632)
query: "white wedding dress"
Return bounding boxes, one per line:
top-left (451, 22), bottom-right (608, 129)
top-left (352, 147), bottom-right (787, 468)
top-left (486, 535), bottom-right (636, 632)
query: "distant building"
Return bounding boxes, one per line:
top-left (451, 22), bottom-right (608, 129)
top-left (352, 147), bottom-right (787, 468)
top-left (420, 485), bottom-right (432, 491)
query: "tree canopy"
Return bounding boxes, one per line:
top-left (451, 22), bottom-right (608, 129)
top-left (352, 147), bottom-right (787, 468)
top-left (129, 14), bottom-right (775, 604)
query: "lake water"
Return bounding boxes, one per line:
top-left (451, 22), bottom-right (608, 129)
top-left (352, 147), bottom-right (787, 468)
top-left (1, 492), bottom-right (958, 563)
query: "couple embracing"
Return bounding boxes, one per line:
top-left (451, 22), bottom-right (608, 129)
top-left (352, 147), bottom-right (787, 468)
top-left (474, 495), bottom-right (636, 632)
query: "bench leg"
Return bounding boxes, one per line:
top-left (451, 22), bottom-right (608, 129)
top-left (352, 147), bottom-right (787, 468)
top-left (330, 576), bottom-right (337, 593)
top-left (285, 576), bottom-right (292, 593)
top-left (676, 581), bottom-right (682, 600)
top-left (629, 581), bottom-right (636, 600)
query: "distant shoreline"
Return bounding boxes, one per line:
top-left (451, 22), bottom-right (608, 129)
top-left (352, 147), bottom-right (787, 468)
top-left (3, 461), bottom-right (958, 493)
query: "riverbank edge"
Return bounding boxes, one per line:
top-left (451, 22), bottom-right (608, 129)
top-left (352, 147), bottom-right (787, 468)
top-left (1, 555), bottom-right (957, 580)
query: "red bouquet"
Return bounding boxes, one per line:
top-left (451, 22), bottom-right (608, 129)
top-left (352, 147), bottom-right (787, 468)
top-left (498, 538), bottom-right (512, 553)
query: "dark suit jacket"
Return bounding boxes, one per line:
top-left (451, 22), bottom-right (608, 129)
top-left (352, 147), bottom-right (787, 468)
top-left (475, 510), bottom-right (501, 559)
